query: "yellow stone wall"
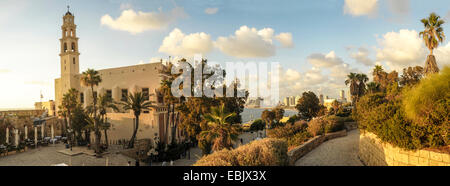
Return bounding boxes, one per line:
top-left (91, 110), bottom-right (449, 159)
top-left (359, 130), bottom-right (450, 166)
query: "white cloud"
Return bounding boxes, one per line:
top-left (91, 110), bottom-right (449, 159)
top-left (100, 7), bottom-right (187, 34)
top-left (215, 26), bottom-right (293, 58)
top-left (0, 69), bottom-right (10, 73)
top-left (307, 51), bottom-right (344, 68)
top-left (343, 0), bottom-right (378, 17)
top-left (434, 42), bottom-right (450, 68)
top-left (119, 3), bottom-right (132, 10)
top-left (158, 28), bottom-right (213, 57)
top-left (386, 0), bottom-right (409, 16)
top-left (205, 7), bottom-right (218, 15)
top-left (275, 32), bottom-right (294, 48)
top-left (375, 29), bottom-right (426, 72)
top-left (349, 47), bottom-right (374, 66)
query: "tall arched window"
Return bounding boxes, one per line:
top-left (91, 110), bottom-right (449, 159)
top-left (71, 42), bottom-right (75, 51)
top-left (64, 43), bottom-right (67, 52)
top-left (73, 57), bottom-right (76, 64)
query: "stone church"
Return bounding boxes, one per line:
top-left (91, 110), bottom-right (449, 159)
top-left (54, 10), bottom-right (180, 144)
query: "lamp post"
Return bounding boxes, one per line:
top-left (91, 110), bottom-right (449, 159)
top-left (67, 129), bottom-right (73, 151)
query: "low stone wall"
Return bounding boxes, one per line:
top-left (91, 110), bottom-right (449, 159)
top-left (287, 130), bottom-right (347, 165)
top-left (359, 130), bottom-right (450, 166)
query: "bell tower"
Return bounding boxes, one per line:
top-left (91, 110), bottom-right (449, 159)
top-left (59, 6), bottom-right (80, 93)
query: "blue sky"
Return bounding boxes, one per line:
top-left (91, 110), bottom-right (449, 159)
top-left (1, 0), bottom-right (450, 109)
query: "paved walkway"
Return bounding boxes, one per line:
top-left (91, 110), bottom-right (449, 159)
top-left (295, 130), bottom-right (363, 166)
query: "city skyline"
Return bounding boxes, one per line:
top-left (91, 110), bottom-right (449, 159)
top-left (2, 0), bottom-right (450, 109)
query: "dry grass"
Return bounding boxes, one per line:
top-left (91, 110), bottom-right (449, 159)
top-left (194, 138), bottom-right (288, 166)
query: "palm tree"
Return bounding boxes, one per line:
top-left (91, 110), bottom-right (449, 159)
top-left (345, 73), bottom-right (359, 104)
top-left (61, 88), bottom-right (79, 145)
top-left (97, 94), bottom-right (119, 148)
top-left (119, 91), bottom-right (154, 148)
top-left (158, 61), bottom-right (179, 144)
top-left (199, 104), bottom-right (238, 151)
top-left (366, 82), bottom-right (380, 94)
top-left (420, 12), bottom-right (445, 75)
top-left (372, 65), bottom-right (386, 85)
top-left (356, 73), bottom-right (369, 97)
top-left (80, 69), bottom-right (102, 155)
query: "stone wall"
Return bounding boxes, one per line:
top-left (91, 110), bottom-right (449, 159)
top-left (359, 130), bottom-right (450, 166)
top-left (287, 129), bottom-right (347, 165)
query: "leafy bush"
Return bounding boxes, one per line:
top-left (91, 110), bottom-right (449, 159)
top-left (307, 116), bottom-right (345, 136)
top-left (324, 116), bottom-right (345, 133)
top-left (307, 117), bottom-right (326, 136)
top-left (267, 121), bottom-right (307, 139)
top-left (194, 138), bottom-right (288, 166)
top-left (287, 131), bottom-right (311, 151)
top-left (250, 119), bottom-right (265, 131)
top-left (402, 66), bottom-right (449, 127)
top-left (356, 82), bottom-right (449, 150)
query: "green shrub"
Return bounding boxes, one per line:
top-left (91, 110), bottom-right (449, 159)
top-left (250, 119), bottom-right (265, 131)
top-left (287, 131), bottom-right (311, 150)
top-left (194, 138), bottom-right (288, 166)
top-left (356, 81), bottom-right (449, 150)
top-left (403, 66), bottom-right (449, 127)
top-left (307, 117), bottom-right (326, 136)
top-left (324, 116), bottom-right (345, 133)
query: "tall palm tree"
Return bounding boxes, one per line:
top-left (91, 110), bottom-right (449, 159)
top-left (199, 104), bottom-right (238, 151)
top-left (61, 88), bottom-right (79, 145)
top-left (356, 73), bottom-right (369, 97)
top-left (97, 94), bottom-right (119, 148)
top-left (80, 69), bottom-right (102, 155)
top-left (158, 61), bottom-right (179, 144)
top-left (420, 12), bottom-right (445, 75)
top-left (119, 91), bottom-right (154, 148)
top-left (345, 73), bottom-right (359, 104)
top-left (372, 65), bottom-right (385, 84)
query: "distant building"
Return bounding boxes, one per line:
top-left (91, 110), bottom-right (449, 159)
top-left (283, 97), bottom-right (289, 106)
top-left (34, 100), bottom-right (56, 116)
top-left (295, 95), bottom-right (301, 106)
top-left (289, 96), bottom-right (295, 106)
top-left (339, 90), bottom-right (347, 103)
top-left (319, 94), bottom-right (324, 105)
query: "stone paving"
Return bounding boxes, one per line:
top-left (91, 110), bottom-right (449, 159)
top-left (295, 130), bottom-right (364, 166)
top-left (0, 144), bottom-right (134, 166)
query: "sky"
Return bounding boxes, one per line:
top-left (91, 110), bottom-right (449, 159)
top-left (1, 0), bottom-right (450, 109)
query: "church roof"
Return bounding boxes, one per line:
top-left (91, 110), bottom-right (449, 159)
top-left (65, 11), bottom-right (72, 16)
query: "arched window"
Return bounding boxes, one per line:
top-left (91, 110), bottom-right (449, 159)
top-left (64, 43), bottom-right (67, 52)
top-left (71, 42), bottom-right (75, 51)
top-left (73, 57), bottom-right (76, 64)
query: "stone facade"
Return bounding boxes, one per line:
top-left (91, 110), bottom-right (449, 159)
top-left (359, 130), bottom-right (450, 166)
top-left (53, 10), bottom-right (179, 144)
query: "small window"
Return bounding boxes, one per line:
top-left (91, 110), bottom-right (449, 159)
top-left (73, 57), bottom-right (76, 64)
top-left (121, 89), bottom-right (128, 101)
top-left (80, 93), bottom-right (84, 104)
top-left (106, 90), bottom-right (112, 99)
top-left (142, 88), bottom-right (149, 101)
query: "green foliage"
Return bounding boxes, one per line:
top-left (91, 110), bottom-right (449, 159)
top-left (356, 76), bottom-right (449, 150)
top-left (267, 120), bottom-right (309, 148)
top-left (307, 115), bottom-right (345, 136)
top-left (286, 115), bottom-right (299, 124)
top-left (295, 91), bottom-right (321, 120)
top-left (194, 138), bottom-right (288, 166)
top-left (250, 119), bottom-right (265, 131)
top-left (402, 66), bottom-right (449, 127)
